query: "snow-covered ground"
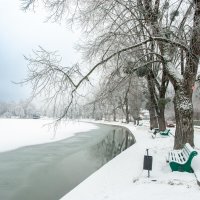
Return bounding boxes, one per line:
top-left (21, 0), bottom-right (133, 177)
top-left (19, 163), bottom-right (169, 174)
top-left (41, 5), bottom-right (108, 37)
top-left (1, 118), bottom-right (200, 199)
top-left (60, 120), bottom-right (200, 200)
top-left (0, 118), bottom-right (98, 152)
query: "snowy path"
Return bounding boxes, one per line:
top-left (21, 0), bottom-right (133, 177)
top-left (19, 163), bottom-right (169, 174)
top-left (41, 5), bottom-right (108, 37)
top-left (60, 122), bottom-right (200, 200)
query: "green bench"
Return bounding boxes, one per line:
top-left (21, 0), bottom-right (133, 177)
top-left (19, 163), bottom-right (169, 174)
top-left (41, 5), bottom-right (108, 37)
top-left (167, 143), bottom-right (198, 173)
top-left (152, 128), bottom-right (170, 138)
top-left (159, 129), bottom-right (170, 136)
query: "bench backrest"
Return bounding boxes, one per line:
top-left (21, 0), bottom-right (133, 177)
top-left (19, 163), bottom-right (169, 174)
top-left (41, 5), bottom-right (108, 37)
top-left (160, 129), bottom-right (170, 135)
top-left (182, 143), bottom-right (198, 161)
top-left (169, 143), bottom-right (198, 172)
top-left (166, 129), bottom-right (170, 133)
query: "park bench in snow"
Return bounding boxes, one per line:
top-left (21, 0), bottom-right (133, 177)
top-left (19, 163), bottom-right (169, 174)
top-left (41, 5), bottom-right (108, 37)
top-left (151, 128), bottom-right (170, 138)
top-left (159, 129), bottom-right (170, 136)
top-left (167, 143), bottom-right (198, 173)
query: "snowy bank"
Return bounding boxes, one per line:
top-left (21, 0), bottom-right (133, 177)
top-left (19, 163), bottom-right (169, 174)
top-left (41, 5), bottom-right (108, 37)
top-left (0, 119), bottom-right (98, 152)
top-left (60, 121), bottom-right (200, 200)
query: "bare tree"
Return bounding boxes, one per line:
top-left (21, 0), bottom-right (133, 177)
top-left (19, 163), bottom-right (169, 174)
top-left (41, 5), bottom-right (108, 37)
top-left (21, 0), bottom-right (200, 149)
top-left (135, 0), bottom-right (200, 148)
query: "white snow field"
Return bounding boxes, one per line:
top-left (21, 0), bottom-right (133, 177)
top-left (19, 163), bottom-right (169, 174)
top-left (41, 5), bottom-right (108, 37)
top-left (60, 121), bottom-right (200, 200)
top-left (0, 118), bottom-right (98, 152)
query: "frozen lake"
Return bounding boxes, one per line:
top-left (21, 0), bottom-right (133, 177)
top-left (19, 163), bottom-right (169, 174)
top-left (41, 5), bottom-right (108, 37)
top-left (0, 122), bottom-right (135, 200)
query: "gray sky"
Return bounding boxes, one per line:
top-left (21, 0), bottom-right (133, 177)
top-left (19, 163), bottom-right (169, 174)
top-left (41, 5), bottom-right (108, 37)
top-left (0, 0), bottom-right (80, 102)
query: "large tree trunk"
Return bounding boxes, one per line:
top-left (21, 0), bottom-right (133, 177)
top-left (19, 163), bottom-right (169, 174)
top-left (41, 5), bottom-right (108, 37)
top-left (147, 74), bottom-right (161, 129)
top-left (149, 106), bottom-right (158, 129)
top-left (158, 106), bottom-right (166, 131)
top-left (173, 84), bottom-right (194, 149)
top-left (157, 70), bottom-right (168, 131)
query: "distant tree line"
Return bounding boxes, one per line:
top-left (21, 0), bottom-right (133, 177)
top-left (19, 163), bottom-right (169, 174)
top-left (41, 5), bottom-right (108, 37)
top-left (0, 100), bottom-right (39, 118)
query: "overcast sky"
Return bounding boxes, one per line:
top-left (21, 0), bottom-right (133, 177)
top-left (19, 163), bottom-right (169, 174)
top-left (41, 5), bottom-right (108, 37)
top-left (0, 0), bottom-right (80, 102)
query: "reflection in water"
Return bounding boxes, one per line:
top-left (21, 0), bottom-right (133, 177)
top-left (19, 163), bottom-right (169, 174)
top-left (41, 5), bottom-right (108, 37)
top-left (91, 128), bottom-right (135, 166)
top-left (0, 125), bottom-right (135, 200)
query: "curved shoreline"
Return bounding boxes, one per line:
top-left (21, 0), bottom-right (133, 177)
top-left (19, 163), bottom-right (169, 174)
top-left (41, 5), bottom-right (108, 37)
top-left (60, 121), bottom-right (200, 200)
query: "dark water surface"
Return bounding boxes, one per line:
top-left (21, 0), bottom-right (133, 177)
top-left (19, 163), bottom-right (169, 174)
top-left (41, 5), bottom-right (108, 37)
top-left (0, 123), bottom-right (135, 200)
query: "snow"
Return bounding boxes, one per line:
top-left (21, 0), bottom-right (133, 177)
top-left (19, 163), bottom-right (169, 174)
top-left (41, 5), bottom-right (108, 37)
top-left (0, 118), bottom-right (200, 199)
top-left (0, 118), bottom-right (98, 152)
top-left (60, 120), bottom-right (200, 200)
top-left (164, 58), bottom-right (183, 81)
top-left (179, 98), bottom-right (193, 111)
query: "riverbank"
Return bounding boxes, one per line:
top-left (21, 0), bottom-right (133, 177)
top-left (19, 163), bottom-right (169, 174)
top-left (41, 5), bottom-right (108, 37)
top-left (60, 120), bottom-right (200, 200)
top-left (0, 121), bottom-right (131, 200)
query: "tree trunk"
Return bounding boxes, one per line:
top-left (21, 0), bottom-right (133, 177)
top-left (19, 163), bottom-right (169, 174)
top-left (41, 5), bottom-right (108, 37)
top-left (157, 69), bottom-right (168, 131)
top-left (158, 106), bottom-right (166, 131)
top-left (113, 108), bottom-right (116, 121)
top-left (92, 102), bottom-right (96, 119)
top-left (149, 106), bottom-right (158, 129)
top-left (125, 95), bottom-right (129, 123)
top-left (147, 74), bottom-right (159, 129)
top-left (173, 84), bottom-right (194, 149)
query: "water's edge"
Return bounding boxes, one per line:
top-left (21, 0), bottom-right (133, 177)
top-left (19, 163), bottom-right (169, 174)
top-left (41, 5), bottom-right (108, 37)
top-left (0, 123), bottom-right (135, 200)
